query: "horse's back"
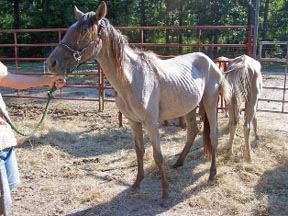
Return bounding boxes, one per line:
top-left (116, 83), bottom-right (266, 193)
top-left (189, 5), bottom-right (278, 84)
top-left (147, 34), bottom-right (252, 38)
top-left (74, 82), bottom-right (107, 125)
top-left (230, 55), bottom-right (261, 74)
top-left (158, 52), bottom-right (222, 79)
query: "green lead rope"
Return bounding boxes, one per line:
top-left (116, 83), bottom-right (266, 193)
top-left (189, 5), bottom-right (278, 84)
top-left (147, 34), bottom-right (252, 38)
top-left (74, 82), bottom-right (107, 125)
top-left (1, 86), bottom-right (57, 137)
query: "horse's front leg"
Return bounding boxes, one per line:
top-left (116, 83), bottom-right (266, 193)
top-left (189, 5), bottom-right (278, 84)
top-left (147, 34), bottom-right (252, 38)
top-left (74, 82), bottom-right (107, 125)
top-left (173, 108), bottom-right (199, 168)
top-left (144, 120), bottom-right (169, 204)
top-left (128, 120), bottom-right (145, 190)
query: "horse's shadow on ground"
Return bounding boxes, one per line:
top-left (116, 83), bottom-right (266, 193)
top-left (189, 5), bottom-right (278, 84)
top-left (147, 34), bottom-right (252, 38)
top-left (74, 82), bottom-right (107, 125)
top-left (253, 163), bottom-right (288, 215)
top-left (21, 127), bottom-right (135, 158)
top-left (20, 123), bottom-right (186, 158)
top-left (19, 125), bottom-right (229, 215)
top-left (64, 140), bottom-right (211, 216)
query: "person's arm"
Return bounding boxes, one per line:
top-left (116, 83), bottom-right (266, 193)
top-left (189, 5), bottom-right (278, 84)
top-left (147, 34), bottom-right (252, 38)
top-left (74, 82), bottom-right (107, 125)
top-left (0, 72), bottom-right (66, 90)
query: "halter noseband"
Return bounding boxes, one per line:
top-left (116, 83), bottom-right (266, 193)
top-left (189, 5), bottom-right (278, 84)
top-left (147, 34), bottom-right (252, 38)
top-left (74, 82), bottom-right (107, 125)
top-left (59, 42), bottom-right (84, 63)
top-left (58, 19), bottom-right (106, 65)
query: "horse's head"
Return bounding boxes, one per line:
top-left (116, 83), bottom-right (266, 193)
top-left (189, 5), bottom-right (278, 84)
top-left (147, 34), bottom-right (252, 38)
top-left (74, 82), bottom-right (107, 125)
top-left (47, 1), bottom-right (107, 75)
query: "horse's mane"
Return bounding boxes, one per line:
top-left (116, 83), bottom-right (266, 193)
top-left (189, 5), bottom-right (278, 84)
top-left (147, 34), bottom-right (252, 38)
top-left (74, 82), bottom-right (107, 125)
top-left (76, 14), bottom-right (161, 82)
top-left (101, 19), bottom-right (128, 82)
top-left (103, 19), bottom-right (161, 82)
top-left (76, 14), bottom-right (126, 81)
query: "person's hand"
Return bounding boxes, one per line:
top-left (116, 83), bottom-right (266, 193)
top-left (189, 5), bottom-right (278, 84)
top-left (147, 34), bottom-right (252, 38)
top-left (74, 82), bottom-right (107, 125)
top-left (50, 76), bottom-right (66, 89)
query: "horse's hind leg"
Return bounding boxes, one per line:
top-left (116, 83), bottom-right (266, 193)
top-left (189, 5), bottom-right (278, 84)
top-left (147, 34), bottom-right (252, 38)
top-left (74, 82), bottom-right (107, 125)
top-left (243, 100), bottom-right (258, 162)
top-left (173, 108), bottom-right (199, 168)
top-left (252, 115), bottom-right (259, 140)
top-left (226, 94), bottom-right (240, 159)
top-left (243, 77), bottom-right (261, 162)
top-left (129, 120), bottom-right (145, 190)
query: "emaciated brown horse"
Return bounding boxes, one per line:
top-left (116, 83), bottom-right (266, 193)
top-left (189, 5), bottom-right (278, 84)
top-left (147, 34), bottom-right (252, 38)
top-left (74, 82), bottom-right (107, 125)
top-left (46, 1), bottom-right (229, 205)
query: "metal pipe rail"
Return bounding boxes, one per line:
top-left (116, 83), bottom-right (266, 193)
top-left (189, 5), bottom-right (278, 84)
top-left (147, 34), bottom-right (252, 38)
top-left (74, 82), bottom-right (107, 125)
top-left (258, 41), bottom-right (288, 113)
top-left (0, 25), bottom-right (253, 123)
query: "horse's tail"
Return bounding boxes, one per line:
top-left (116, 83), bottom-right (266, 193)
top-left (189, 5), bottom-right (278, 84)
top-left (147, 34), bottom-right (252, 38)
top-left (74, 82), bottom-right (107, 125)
top-left (199, 75), bottom-right (231, 160)
top-left (219, 76), bottom-right (231, 105)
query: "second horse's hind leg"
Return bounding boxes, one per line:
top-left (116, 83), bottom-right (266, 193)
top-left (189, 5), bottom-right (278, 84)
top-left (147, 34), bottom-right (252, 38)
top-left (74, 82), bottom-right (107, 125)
top-left (252, 115), bottom-right (259, 140)
top-left (244, 100), bottom-right (258, 162)
top-left (173, 108), bottom-right (199, 168)
top-left (226, 94), bottom-right (240, 159)
top-left (244, 73), bottom-right (261, 162)
top-left (226, 105), bottom-right (239, 158)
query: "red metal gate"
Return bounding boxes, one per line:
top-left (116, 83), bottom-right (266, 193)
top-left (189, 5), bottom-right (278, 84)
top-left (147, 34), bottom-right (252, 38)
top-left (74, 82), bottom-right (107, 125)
top-left (0, 25), bottom-right (253, 125)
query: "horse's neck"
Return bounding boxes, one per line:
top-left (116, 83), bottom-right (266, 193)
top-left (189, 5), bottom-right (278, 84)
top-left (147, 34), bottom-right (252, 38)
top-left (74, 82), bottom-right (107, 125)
top-left (96, 46), bottom-right (136, 93)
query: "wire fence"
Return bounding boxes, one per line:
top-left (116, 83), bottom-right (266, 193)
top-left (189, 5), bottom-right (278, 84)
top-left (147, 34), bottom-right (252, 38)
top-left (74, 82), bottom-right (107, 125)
top-left (258, 41), bottom-right (288, 113)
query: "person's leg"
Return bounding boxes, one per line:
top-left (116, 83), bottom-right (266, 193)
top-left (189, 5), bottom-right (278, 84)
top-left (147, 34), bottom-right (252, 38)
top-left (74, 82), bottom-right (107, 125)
top-left (0, 147), bottom-right (20, 214)
top-left (0, 149), bottom-right (12, 214)
top-left (5, 147), bottom-right (20, 191)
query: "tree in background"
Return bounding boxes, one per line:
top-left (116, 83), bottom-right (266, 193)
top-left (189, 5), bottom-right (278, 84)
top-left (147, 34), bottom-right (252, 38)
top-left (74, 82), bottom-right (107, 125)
top-left (0, 0), bottom-right (287, 57)
top-left (268, 0), bottom-right (288, 41)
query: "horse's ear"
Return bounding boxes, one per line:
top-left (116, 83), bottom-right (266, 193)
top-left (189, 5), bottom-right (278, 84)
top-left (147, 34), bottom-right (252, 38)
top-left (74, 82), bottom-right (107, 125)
top-left (74, 6), bottom-right (84, 20)
top-left (95, 1), bottom-right (107, 21)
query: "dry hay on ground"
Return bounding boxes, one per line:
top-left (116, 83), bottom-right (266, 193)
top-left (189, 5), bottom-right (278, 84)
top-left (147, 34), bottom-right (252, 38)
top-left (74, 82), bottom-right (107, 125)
top-left (3, 99), bottom-right (287, 216)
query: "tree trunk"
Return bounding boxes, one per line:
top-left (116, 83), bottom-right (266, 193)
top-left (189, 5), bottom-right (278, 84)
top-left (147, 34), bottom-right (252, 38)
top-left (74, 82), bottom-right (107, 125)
top-left (262, 0), bottom-right (270, 41)
top-left (248, 0), bottom-right (256, 25)
top-left (13, 0), bottom-right (20, 29)
top-left (165, 0), bottom-right (170, 55)
top-left (213, 34), bottom-right (219, 58)
top-left (261, 0), bottom-right (270, 57)
top-left (140, 0), bottom-right (146, 26)
top-left (178, 3), bottom-right (184, 55)
top-left (140, 0), bottom-right (147, 43)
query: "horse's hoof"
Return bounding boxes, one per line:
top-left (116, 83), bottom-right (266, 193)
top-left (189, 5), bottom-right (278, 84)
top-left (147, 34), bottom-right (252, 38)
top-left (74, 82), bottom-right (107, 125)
top-left (160, 198), bottom-right (171, 208)
top-left (208, 178), bottom-right (214, 185)
top-left (225, 148), bottom-right (233, 158)
top-left (208, 174), bottom-right (216, 185)
top-left (244, 155), bottom-right (252, 162)
top-left (171, 161), bottom-right (183, 169)
top-left (131, 184), bottom-right (140, 193)
top-left (225, 153), bottom-right (233, 160)
top-left (244, 152), bottom-right (253, 162)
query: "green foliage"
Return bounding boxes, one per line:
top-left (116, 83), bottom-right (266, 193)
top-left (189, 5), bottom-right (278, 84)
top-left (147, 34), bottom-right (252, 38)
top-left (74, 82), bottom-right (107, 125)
top-left (0, 0), bottom-right (287, 58)
top-left (268, 0), bottom-right (288, 40)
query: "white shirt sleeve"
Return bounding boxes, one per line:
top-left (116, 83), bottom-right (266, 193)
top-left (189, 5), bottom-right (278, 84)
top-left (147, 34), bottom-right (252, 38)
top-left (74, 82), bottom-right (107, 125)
top-left (0, 61), bottom-right (8, 77)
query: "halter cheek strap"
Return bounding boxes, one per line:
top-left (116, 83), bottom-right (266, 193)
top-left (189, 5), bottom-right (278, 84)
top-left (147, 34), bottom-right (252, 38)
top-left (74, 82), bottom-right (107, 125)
top-left (58, 19), bottom-right (106, 65)
top-left (58, 42), bottom-right (85, 63)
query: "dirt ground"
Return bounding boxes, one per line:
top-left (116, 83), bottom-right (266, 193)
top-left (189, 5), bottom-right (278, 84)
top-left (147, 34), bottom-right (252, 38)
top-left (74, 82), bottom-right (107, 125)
top-left (2, 72), bottom-right (288, 216)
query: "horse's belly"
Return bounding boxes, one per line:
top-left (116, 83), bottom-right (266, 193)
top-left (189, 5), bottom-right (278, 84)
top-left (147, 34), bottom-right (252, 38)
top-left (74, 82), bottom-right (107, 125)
top-left (115, 96), bottom-right (145, 122)
top-left (158, 92), bottom-right (202, 121)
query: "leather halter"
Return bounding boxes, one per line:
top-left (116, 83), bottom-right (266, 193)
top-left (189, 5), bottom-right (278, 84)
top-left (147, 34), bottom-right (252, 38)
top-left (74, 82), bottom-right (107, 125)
top-left (58, 19), bottom-right (106, 65)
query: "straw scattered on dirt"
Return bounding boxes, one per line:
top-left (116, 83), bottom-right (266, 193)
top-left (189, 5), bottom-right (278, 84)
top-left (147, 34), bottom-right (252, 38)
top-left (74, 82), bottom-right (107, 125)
top-left (3, 74), bottom-right (288, 216)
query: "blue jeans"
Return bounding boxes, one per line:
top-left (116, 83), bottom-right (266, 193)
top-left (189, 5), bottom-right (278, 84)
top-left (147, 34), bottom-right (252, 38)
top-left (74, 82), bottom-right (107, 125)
top-left (0, 147), bottom-right (20, 213)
